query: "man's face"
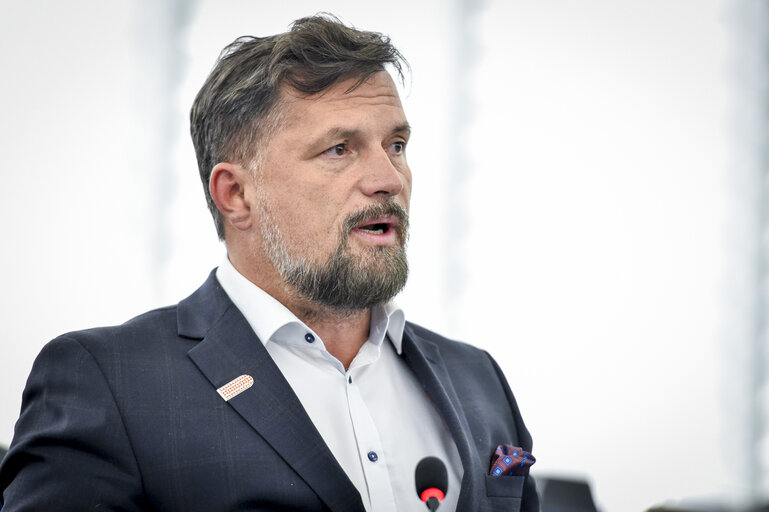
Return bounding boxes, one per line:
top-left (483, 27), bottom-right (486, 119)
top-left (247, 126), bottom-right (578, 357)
top-left (252, 71), bottom-right (412, 312)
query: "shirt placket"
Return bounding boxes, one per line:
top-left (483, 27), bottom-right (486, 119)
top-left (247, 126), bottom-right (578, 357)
top-left (345, 367), bottom-right (397, 512)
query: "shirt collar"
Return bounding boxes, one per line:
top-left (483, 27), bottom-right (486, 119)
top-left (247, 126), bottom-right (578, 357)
top-left (215, 257), bottom-right (407, 354)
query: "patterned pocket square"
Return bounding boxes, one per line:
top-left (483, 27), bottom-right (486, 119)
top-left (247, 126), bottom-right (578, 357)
top-left (489, 444), bottom-right (536, 476)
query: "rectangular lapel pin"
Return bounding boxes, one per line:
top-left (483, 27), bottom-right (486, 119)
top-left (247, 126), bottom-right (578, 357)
top-left (217, 374), bottom-right (254, 401)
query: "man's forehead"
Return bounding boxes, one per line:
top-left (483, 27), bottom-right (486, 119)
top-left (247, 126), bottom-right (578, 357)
top-left (278, 72), bottom-right (404, 113)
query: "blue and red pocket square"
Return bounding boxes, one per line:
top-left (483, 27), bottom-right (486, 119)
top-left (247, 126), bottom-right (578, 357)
top-left (489, 444), bottom-right (536, 477)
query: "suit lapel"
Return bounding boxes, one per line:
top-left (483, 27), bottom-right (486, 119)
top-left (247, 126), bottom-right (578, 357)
top-left (401, 324), bottom-right (482, 510)
top-left (180, 273), bottom-right (365, 512)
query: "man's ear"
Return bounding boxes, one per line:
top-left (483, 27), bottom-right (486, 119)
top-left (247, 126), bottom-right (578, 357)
top-left (209, 162), bottom-right (253, 232)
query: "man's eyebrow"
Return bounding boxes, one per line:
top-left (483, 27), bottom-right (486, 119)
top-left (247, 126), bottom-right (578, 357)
top-left (324, 127), bottom-right (359, 140)
top-left (392, 122), bottom-right (412, 137)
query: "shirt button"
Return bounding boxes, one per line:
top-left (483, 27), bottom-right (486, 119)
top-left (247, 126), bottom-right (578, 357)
top-left (348, 376), bottom-right (352, 384)
top-left (367, 451), bottom-right (378, 462)
top-left (304, 333), bottom-right (315, 343)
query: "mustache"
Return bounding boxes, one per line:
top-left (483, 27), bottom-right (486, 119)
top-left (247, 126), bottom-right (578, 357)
top-left (343, 200), bottom-right (409, 239)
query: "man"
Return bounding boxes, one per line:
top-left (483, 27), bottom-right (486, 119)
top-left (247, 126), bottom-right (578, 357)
top-left (0, 15), bottom-right (538, 511)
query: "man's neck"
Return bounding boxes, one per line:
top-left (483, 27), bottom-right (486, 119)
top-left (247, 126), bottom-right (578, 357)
top-left (295, 306), bottom-right (371, 371)
top-left (228, 249), bottom-right (372, 370)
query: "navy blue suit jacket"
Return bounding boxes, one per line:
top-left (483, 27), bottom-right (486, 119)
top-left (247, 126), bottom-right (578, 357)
top-left (0, 271), bottom-right (538, 511)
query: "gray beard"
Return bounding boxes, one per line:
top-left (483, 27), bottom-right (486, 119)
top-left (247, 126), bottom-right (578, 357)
top-left (261, 201), bottom-right (409, 313)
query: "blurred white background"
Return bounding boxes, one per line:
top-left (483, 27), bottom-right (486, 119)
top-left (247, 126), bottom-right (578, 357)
top-left (1, 0), bottom-right (767, 510)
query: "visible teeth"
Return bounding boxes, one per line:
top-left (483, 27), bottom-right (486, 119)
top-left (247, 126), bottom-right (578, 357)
top-left (360, 227), bottom-right (384, 235)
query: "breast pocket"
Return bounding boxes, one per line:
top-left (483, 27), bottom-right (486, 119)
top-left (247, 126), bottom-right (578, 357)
top-left (485, 474), bottom-right (524, 512)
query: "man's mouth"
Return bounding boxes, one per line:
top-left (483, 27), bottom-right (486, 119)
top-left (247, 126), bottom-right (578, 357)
top-left (343, 202), bottom-right (409, 246)
top-left (350, 214), bottom-right (402, 246)
top-left (355, 220), bottom-right (393, 235)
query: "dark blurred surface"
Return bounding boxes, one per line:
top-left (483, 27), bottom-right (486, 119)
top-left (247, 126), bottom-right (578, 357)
top-left (647, 500), bottom-right (769, 512)
top-left (537, 476), bottom-right (599, 512)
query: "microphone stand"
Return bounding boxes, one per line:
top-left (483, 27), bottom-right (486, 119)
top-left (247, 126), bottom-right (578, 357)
top-left (425, 496), bottom-right (441, 511)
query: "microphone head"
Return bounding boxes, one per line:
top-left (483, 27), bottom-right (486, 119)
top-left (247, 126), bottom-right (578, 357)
top-left (415, 456), bottom-right (448, 503)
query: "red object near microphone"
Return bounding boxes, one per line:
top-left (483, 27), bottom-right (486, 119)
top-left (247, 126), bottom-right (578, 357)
top-left (415, 456), bottom-right (448, 510)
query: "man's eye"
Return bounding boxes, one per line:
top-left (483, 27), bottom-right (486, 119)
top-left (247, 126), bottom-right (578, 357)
top-left (391, 141), bottom-right (406, 154)
top-left (324, 144), bottom-right (347, 157)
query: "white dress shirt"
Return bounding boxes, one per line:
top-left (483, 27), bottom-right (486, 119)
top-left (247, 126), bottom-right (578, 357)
top-left (216, 258), bottom-right (463, 512)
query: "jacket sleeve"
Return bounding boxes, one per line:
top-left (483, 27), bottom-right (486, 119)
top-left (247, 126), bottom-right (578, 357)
top-left (0, 336), bottom-right (147, 511)
top-left (486, 351), bottom-right (540, 512)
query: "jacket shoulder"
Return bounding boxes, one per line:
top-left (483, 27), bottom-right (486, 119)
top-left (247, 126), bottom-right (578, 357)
top-left (61, 269), bottom-right (225, 351)
top-left (405, 321), bottom-right (492, 361)
top-left (54, 304), bottom-right (180, 352)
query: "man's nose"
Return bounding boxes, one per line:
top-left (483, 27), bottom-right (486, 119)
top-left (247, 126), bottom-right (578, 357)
top-left (357, 147), bottom-right (406, 198)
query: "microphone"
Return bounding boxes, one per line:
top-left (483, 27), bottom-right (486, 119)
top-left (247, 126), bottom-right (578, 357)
top-left (415, 456), bottom-right (448, 511)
